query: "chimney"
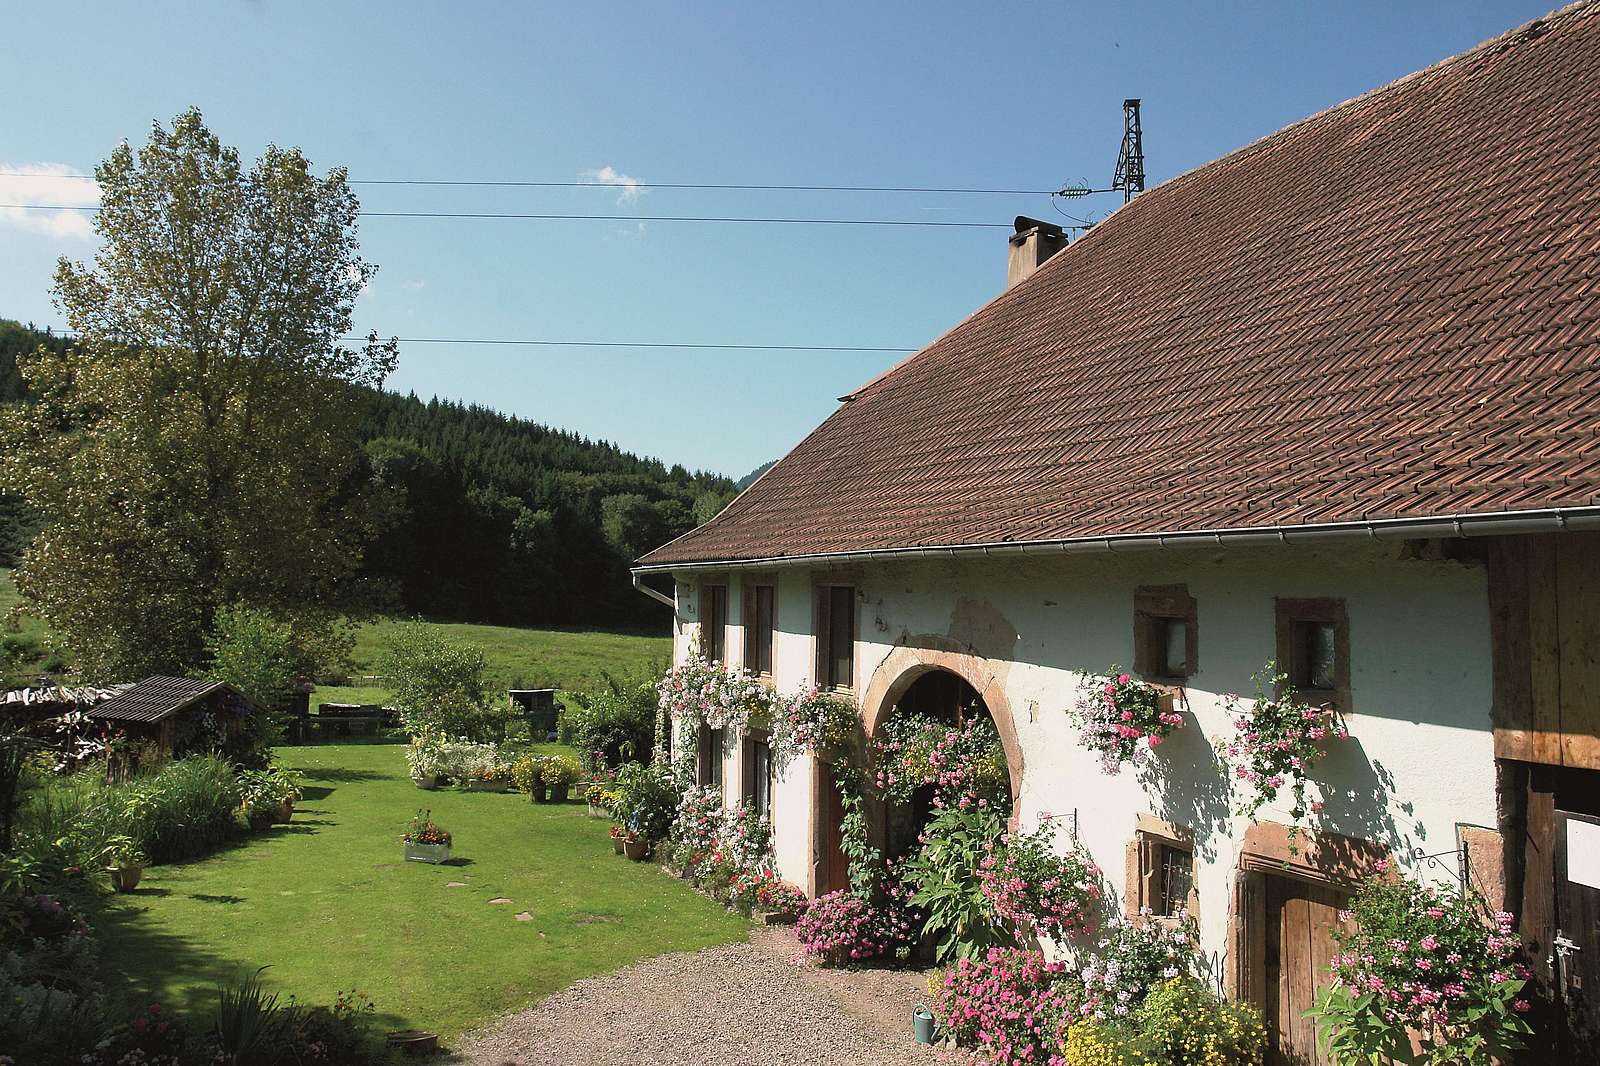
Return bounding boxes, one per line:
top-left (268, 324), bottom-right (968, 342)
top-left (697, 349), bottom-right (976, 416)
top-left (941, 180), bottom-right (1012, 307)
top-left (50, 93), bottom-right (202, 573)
top-left (1007, 216), bottom-right (1067, 289)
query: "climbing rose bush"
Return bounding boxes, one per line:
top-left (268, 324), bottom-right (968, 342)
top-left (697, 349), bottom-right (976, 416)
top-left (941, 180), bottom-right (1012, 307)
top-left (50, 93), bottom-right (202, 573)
top-left (796, 886), bottom-right (917, 966)
top-left (768, 686), bottom-right (858, 769)
top-left (1219, 662), bottom-right (1348, 826)
top-left (656, 654), bottom-right (771, 734)
top-left (1311, 875), bottom-right (1533, 1066)
top-left (979, 818), bottom-right (1102, 943)
top-left (873, 712), bottom-right (1009, 807)
top-left (1068, 669), bottom-right (1185, 775)
top-left (935, 946), bottom-right (1084, 1065)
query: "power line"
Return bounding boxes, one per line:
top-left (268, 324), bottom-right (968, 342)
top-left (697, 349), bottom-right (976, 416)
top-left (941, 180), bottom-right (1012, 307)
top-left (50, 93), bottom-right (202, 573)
top-left (0, 203), bottom-right (1010, 229)
top-left (42, 330), bottom-right (919, 354)
top-left (0, 169), bottom-right (1061, 196)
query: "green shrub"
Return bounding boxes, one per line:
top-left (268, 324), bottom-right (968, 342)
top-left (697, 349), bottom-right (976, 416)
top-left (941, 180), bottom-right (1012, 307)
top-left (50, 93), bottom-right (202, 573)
top-left (902, 802), bottom-right (1010, 963)
top-left (611, 761), bottom-right (676, 843)
top-left (563, 669), bottom-right (659, 769)
top-left (379, 620), bottom-right (508, 740)
top-left (539, 753), bottom-right (583, 788)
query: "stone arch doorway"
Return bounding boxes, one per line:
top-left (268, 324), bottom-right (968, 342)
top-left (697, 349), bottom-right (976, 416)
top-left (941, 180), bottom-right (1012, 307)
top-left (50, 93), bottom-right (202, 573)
top-left (860, 646), bottom-right (1025, 859)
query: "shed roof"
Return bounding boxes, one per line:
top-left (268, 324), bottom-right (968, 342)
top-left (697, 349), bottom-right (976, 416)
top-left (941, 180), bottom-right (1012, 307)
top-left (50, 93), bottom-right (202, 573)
top-left (91, 676), bottom-right (234, 724)
top-left (640, 3), bottom-right (1600, 569)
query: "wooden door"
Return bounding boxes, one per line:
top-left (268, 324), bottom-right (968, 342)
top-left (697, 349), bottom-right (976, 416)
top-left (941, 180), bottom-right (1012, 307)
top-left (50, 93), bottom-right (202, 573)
top-left (1555, 810), bottom-right (1600, 1050)
top-left (1265, 876), bottom-right (1350, 1066)
top-left (815, 760), bottom-right (849, 896)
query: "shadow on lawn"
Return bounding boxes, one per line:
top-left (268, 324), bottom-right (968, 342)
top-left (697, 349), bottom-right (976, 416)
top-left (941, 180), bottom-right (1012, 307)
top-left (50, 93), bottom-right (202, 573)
top-left (297, 766), bottom-right (389, 783)
top-left (299, 785), bottom-right (335, 801)
top-left (94, 893), bottom-right (420, 1037)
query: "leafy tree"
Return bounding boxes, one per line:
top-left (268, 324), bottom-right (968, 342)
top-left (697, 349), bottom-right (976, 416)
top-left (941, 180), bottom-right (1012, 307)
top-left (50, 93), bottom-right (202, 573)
top-left (202, 604), bottom-right (300, 716)
top-left (0, 110), bottom-right (397, 680)
top-left (692, 489), bottom-right (734, 525)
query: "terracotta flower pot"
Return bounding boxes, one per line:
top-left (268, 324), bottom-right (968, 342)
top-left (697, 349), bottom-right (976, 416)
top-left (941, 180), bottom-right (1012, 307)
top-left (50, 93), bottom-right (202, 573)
top-left (622, 837), bottom-right (649, 861)
top-left (109, 865), bottom-right (143, 893)
top-left (612, 835), bottom-right (625, 855)
top-left (273, 799), bottom-right (294, 824)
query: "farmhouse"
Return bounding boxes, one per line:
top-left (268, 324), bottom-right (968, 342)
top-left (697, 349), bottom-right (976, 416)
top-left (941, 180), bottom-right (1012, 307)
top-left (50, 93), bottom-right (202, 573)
top-left (635, 6), bottom-right (1600, 1062)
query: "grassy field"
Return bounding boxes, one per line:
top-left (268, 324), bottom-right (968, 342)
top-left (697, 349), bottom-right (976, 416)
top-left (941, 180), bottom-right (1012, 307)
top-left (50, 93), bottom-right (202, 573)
top-left (346, 616), bottom-right (669, 695)
top-left (96, 742), bottom-right (747, 1039)
top-left (0, 565), bottom-right (670, 699)
top-left (0, 567), bottom-right (59, 687)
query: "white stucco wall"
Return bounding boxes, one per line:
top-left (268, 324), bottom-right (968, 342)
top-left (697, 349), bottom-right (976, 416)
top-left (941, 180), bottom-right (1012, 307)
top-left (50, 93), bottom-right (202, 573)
top-left (667, 539), bottom-right (1497, 965)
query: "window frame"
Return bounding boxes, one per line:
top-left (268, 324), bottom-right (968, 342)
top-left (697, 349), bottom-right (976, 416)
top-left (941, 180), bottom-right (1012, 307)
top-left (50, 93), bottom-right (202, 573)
top-left (1274, 597), bottom-right (1350, 709)
top-left (1126, 814), bottom-right (1199, 924)
top-left (697, 724), bottom-right (725, 789)
top-left (1134, 584), bottom-right (1199, 681)
top-left (743, 579), bottom-right (777, 679)
top-left (743, 729), bottom-right (773, 819)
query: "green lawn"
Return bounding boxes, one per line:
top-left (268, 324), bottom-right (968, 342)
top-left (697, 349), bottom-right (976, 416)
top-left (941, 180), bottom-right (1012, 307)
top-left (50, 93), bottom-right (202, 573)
top-left (96, 742), bottom-right (747, 1039)
top-left (1, 567), bottom-right (58, 686)
top-left (346, 616), bottom-right (669, 694)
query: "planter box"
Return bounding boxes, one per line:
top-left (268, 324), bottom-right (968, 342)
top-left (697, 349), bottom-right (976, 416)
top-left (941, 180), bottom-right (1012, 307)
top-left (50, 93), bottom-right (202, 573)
top-left (463, 778), bottom-right (509, 793)
top-left (404, 842), bottom-right (452, 864)
top-left (586, 802), bottom-right (606, 818)
top-left (411, 773), bottom-right (440, 790)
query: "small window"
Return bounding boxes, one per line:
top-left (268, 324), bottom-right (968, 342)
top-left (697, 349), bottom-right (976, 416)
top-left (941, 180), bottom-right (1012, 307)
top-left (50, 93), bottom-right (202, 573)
top-left (703, 584), bottom-right (728, 663)
top-left (815, 584), bottom-right (856, 691)
top-left (1276, 598), bottom-right (1349, 706)
top-left (1128, 817), bottom-right (1197, 921)
top-left (744, 583), bottom-right (775, 676)
top-left (1134, 585), bottom-right (1197, 679)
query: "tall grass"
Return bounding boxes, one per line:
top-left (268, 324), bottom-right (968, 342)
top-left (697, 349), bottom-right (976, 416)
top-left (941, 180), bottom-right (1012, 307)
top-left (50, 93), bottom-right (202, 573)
top-left (17, 755), bottom-right (244, 872)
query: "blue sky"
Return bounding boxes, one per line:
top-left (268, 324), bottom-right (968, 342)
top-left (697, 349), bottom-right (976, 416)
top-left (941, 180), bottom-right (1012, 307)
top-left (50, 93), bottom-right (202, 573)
top-left (0, 1), bottom-right (1557, 479)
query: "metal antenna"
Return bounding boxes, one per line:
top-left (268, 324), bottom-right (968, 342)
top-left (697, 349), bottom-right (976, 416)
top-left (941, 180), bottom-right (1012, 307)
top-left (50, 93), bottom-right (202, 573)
top-left (1113, 99), bottom-right (1146, 204)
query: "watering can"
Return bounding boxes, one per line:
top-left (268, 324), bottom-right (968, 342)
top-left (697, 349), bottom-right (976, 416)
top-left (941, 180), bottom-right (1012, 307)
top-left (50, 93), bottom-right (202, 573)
top-left (912, 1005), bottom-right (937, 1044)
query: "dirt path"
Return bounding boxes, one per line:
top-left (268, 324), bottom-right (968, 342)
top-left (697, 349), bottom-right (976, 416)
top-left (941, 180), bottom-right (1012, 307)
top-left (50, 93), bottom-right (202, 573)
top-left (455, 926), bottom-right (965, 1066)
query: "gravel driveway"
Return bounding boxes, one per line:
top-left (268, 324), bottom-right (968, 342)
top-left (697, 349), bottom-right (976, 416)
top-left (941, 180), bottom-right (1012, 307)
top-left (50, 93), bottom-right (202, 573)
top-left (455, 926), bottom-right (964, 1066)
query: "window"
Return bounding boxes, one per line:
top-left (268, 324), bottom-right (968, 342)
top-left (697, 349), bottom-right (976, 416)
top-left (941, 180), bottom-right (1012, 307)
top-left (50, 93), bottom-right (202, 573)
top-left (1127, 815), bottom-right (1197, 921)
top-left (744, 582), bottom-right (776, 677)
top-left (703, 583), bottom-right (728, 663)
top-left (1275, 598), bottom-right (1349, 706)
top-left (814, 584), bottom-right (856, 690)
top-left (744, 732), bottom-right (773, 818)
top-left (1134, 585), bottom-right (1198, 679)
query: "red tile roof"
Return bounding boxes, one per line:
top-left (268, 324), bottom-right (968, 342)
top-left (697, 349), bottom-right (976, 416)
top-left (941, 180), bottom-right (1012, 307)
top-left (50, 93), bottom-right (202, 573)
top-left (640, 4), bottom-right (1600, 568)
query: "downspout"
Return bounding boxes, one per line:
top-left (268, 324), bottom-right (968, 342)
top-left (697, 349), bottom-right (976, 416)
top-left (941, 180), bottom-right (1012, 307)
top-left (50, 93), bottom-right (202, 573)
top-left (632, 570), bottom-right (678, 613)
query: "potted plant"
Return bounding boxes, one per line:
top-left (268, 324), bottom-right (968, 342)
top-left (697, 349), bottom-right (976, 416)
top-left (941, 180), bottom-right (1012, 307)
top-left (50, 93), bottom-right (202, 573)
top-left (609, 824), bottom-right (625, 854)
top-left (511, 753), bottom-right (549, 802)
top-left (540, 754), bottom-right (583, 803)
top-left (238, 770), bottom-right (281, 831)
top-left (622, 829), bottom-right (650, 861)
top-left (584, 780), bottom-right (607, 817)
top-left (403, 810), bottom-right (452, 864)
top-left (407, 733), bottom-right (447, 790)
top-left (269, 767), bottom-right (301, 823)
top-left (105, 837), bottom-right (146, 893)
top-left (463, 764), bottom-right (512, 793)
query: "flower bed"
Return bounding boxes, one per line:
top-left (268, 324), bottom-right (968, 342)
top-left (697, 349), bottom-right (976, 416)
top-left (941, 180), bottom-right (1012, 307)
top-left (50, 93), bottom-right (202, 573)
top-left (1311, 876), bottom-right (1532, 1065)
top-left (1068, 669), bottom-right (1185, 775)
top-left (936, 946), bottom-right (1082, 1062)
top-left (795, 884), bottom-right (917, 966)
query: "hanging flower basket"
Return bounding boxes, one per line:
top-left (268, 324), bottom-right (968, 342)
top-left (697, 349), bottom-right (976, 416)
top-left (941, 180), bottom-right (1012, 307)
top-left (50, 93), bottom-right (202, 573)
top-left (1067, 668), bottom-right (1185, 775)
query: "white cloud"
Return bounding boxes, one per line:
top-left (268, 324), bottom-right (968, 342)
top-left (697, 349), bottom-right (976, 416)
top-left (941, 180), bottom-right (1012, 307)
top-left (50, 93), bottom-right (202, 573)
top-left (581, 165), bottom-right (644, 205)
top-left (0, 163), bottom-right (100, 240)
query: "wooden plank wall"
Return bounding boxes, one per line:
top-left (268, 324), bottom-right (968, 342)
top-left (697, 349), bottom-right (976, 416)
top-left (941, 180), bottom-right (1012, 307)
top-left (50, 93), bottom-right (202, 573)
top-left (1488, 532), bottom-right (1600, 770)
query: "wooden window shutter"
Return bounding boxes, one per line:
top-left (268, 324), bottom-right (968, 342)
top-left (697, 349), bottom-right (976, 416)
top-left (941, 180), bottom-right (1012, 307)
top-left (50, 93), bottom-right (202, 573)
top-left (814, 584), bottom-right (832, 687)
top-left (742, 582), bottom-right (755, 665)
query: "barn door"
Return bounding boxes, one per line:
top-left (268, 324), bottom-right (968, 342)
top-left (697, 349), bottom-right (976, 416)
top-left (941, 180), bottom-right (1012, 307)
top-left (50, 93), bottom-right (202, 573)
top-left (1555, 810), bottom-right (1600, 1049)
top-left (814, 760), bottom-right (849, 896)
top-left (1264, 876), bottom-right (1350, 1066)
